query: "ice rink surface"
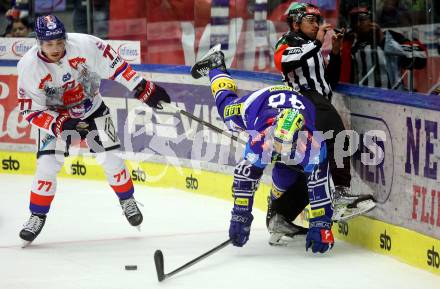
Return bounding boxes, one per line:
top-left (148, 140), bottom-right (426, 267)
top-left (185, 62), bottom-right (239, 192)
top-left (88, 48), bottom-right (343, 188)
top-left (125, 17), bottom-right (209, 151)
top-left (0, 174), bottom-right (439, 289)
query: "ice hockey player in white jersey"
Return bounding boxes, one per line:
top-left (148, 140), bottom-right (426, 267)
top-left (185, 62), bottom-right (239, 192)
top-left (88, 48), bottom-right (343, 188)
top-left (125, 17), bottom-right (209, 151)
top-left (17, 15), bottom-right (171, 246)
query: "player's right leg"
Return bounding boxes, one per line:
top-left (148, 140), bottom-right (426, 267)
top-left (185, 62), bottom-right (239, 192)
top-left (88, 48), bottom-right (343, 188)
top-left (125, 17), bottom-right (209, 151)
top-left (267, 163), bottom-right (309, 246)
top-left (19, 131), bottom-right (65, 246)
top-left (96, 150), bottom-right (143, 227)
top-left (191, 45), bottom-right (243, 124)
top-left (86, 103), bottom-right (143, 228)
top-left (298, 90), bottom-right (376, 220)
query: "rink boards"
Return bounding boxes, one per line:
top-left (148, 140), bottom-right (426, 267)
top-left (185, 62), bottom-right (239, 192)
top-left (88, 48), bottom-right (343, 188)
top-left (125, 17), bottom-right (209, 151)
top-left (1, 63), bottom-right (440, 275)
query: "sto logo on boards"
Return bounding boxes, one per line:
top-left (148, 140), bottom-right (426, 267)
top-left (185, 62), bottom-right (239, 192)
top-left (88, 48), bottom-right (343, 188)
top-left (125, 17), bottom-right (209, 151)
top-left (2, 156), bottom-right (20, 170)
top-left (132, 167), bottom-right (147, 182)
top-left (427, 246), bottom-right (440, 269)
top-left (71, 161), bottom-right (86, 176)
top-left (337, 221), bottom-right (349, 236)
top-left (185, 174), bottom-right (199, 190)
top-left (379, 230), bottom-right (392, 251)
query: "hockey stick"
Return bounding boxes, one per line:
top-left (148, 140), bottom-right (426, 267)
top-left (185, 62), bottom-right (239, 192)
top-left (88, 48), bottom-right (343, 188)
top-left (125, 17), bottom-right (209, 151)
top-left (160, 102), bottom-right (305, 174)
top-left (160, 102), bottom-right (247, 145)
top-left (154, 239), bottom-right (232, 282)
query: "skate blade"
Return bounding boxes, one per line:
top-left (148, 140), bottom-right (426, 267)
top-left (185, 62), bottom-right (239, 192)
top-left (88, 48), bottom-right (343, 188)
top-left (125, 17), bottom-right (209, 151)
top-left (268, 233), bottom-right (306, 247)
top-left (21, 240), bottom-right (32, 248)
top-left (199, 43), bottom-right (222, 61)
top-left (334, 200), bottom-right (377, 222)
top-left (136, 225), bottom-right (141, 232)
top-left (190, 44), bottom-right (223, 79)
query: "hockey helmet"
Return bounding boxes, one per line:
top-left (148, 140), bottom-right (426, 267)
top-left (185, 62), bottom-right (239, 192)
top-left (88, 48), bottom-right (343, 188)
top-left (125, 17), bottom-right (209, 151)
top-left (35, 15), bottom-right (66, 41)
top-left (273, 108), bottom-right (305, 155)
top-left (286, 2), bottom-right (322, 27)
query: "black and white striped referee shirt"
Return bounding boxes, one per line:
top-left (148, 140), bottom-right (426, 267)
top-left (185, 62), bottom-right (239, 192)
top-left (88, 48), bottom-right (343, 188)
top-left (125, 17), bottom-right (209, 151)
top-left (274, 31), bottom-right (340, 99)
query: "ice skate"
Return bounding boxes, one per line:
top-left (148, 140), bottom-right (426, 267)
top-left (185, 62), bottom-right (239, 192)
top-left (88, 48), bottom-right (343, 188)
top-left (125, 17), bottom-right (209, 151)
top-left (190, 44), bottom-right (226, 79)
top-left (19, 213), bottom-right (47, 247)
top-left (267, 214), bottom-right (308, 246)
top-left (120, 197), bottom-right (143, 229)
top-left (332, 186), bottom-right (377, 222)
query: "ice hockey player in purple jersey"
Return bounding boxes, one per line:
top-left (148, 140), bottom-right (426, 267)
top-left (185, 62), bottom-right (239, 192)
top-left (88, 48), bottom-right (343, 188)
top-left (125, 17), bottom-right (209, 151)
top-left (17, 15), bottom-right (171, 246)
top-left (191, 46), bottom-right (335, 253)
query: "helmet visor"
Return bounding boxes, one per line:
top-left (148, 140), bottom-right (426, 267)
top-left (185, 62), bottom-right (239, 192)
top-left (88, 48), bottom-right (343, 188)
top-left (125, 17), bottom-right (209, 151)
top-left (302, 14), bottom-right (323, 24)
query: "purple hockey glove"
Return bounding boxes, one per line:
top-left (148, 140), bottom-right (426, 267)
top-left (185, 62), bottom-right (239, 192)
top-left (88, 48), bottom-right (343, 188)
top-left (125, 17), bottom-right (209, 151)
top-left (229, 211), bottom-right (253, 247)
top-left (306, 215), bottom-right (334, 253)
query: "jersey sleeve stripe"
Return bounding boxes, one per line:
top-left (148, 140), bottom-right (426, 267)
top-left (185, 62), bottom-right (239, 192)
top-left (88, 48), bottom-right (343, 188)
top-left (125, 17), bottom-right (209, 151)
top-left (110, 61), bottom-right (129, 80)
top-left (111, 178), bottom-right (134, 193)
top-left (30, 191), bottom-right (55, 206)
top-left (25, 111), bottom-right (42, 122)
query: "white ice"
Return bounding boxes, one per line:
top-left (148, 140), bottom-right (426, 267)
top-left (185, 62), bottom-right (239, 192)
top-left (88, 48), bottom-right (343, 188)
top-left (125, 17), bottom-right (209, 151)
top-left (0, 174), bottom-right (438, 289)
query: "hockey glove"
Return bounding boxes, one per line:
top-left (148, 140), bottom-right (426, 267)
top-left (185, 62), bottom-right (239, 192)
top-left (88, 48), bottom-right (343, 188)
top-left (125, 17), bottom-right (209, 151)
top-left (52, 113), bottom-right (91, 140)
top-left (306, 215), bottom-right (334, 253)
top-left (52, 113), bottom-right (78, 138)
top-left (229, 211), bottom-right (253, 247)
top-left (134, 79), bottom-right (170, 109)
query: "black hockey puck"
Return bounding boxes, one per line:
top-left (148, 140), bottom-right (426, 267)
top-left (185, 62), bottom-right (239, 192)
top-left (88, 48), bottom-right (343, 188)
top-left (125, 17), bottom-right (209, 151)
top-left (125, 265), bottom-right (138, 270)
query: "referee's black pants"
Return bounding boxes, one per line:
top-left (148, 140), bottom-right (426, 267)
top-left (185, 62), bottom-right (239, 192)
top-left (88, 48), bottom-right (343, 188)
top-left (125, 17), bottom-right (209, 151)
top-left (300, 89), bottom-right (351, 188)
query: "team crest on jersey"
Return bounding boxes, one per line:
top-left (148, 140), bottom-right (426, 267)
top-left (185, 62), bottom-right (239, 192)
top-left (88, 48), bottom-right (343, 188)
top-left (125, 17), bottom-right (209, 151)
top-left (38, 74), bottom-right (52, 89)
top-left (62, 73), bottom-right (71, 82)
top-left (68, 57), bottom-right (86, 69)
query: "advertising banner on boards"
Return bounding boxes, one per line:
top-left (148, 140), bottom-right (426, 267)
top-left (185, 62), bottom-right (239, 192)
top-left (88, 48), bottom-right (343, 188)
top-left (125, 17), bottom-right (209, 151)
top-left (332, 93), bottom-right (440, 240)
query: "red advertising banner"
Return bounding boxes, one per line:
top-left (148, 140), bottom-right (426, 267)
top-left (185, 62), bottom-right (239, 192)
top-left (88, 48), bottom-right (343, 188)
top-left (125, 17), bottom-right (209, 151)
top-left (0, 75), bottom-right (33, 145)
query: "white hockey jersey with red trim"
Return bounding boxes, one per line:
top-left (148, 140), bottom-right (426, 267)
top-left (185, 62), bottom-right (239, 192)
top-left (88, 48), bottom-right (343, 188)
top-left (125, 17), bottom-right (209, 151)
top-left (17, 33), bottom-right (143, 135)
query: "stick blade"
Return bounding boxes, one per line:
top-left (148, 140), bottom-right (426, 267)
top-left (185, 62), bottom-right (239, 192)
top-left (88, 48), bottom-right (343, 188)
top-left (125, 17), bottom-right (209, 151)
top-left (154, 250), bottom-right (165, 282)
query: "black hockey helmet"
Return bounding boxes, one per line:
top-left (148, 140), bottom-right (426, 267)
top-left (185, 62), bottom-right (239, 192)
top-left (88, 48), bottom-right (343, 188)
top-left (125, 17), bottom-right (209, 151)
top-left (286, 2), bottom-right (322, 27)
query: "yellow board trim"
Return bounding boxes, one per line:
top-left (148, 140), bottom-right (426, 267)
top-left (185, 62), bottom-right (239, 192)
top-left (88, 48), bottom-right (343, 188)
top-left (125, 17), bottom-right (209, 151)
top-left (333, 217), bottom-right (440, 275)
top-left (1, 150), bottom-right (439, 275)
